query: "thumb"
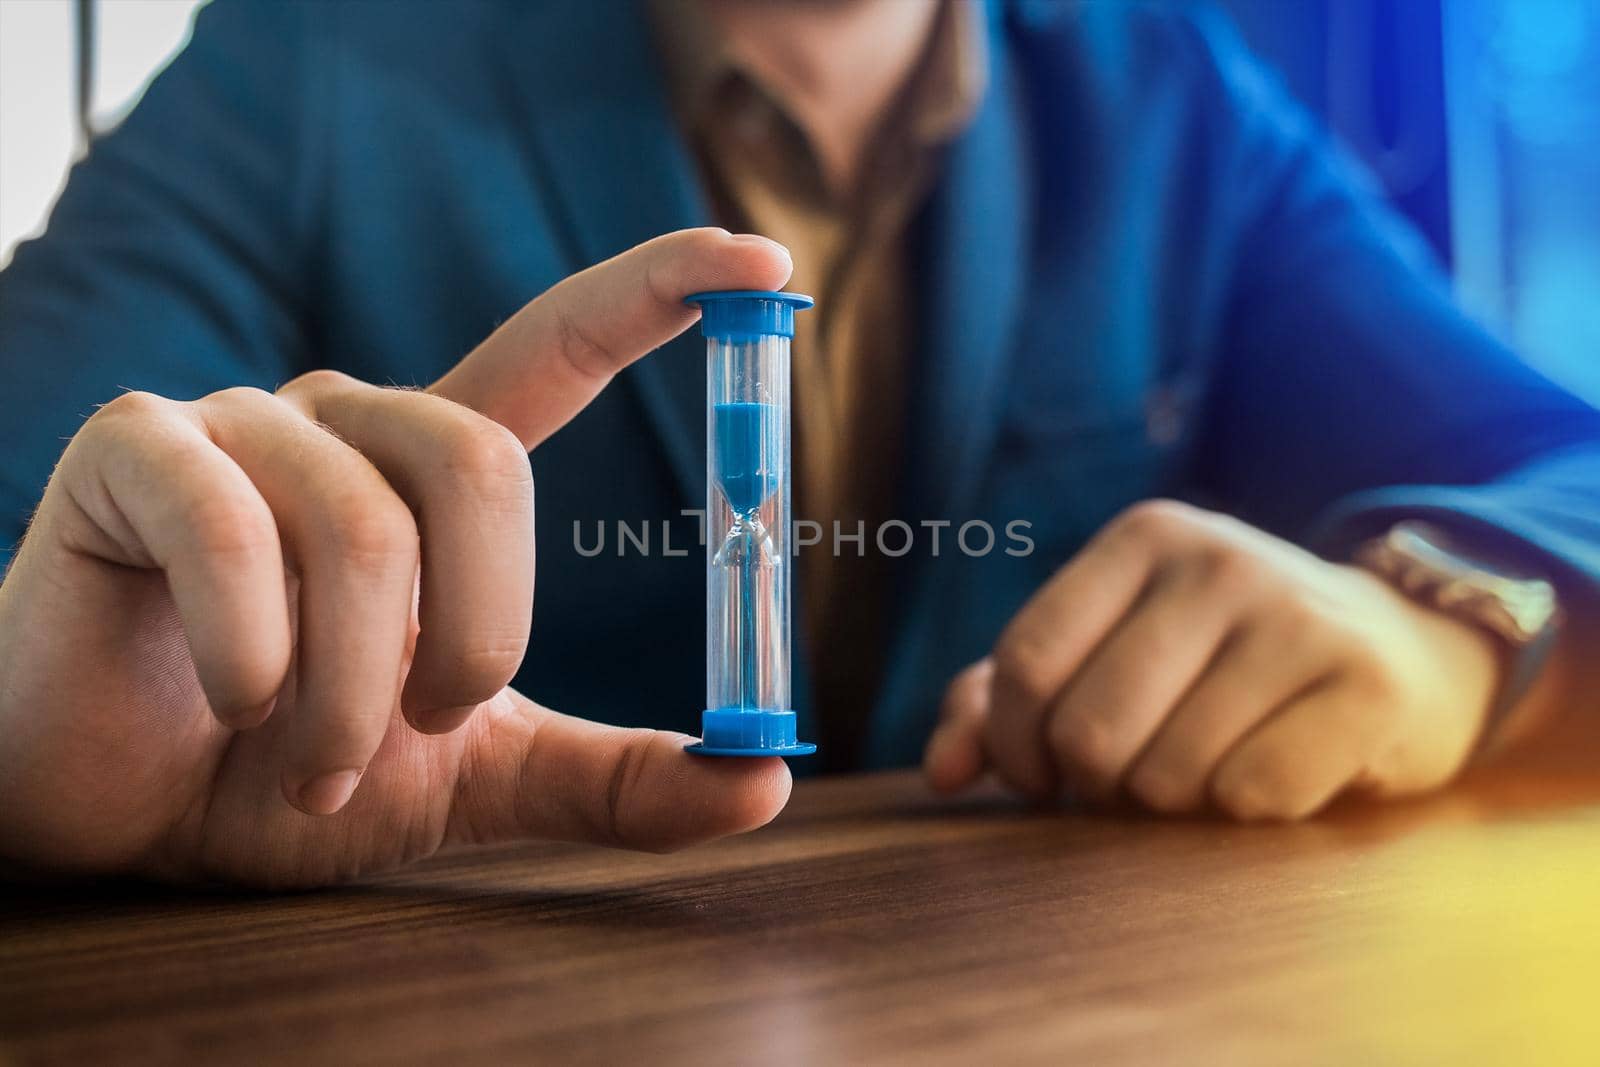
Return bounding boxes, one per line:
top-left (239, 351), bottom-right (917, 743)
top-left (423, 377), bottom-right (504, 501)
top-left (430, 228), bottom-right (793, 450)
top-left (446, 689), bottom-right (793, 852)
top-left (923, 658), bottom-right (995, 794)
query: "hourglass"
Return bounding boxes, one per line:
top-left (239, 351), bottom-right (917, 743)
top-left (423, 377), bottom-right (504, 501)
top-left (684, 290), bottom-right (817, 757)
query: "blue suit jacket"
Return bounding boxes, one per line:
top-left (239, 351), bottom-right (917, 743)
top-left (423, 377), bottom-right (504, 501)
top-left (4, 0), bottom-right (1600, 768)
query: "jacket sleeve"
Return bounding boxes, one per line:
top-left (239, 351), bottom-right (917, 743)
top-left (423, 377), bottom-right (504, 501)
top-left (1178, 6), bottom-right (1600, 617)
top-left (0, 0), bottom-right (320, 573)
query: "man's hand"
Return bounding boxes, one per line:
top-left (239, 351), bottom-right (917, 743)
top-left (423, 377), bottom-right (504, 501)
top-left (923, 500), bottom-right (1504, 819)
top-left (0, 228), bottom-right (795, 886)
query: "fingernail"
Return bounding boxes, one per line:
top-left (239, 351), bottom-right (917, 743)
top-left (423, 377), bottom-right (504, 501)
top-left (296, 770), bottom-right (362, 815)
top-left (229, 697), bottom-right (277, 730)
top-left (923, 727), bottom-right (973, 792)
top-left (731, 233), bottom-right (790, 255)
top-left (405, 703), bottom-right (477, 735)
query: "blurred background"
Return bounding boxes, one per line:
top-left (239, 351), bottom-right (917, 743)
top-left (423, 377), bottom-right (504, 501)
top-left (2, 0), bottom-right (1597, 401)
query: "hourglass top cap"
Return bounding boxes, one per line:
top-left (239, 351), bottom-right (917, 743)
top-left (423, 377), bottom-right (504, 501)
top-left (685, 290), bottom-right (815, 341)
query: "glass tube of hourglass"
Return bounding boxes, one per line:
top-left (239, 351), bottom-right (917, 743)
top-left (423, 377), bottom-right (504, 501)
top-left (707, 330), bottom-right (789, 716)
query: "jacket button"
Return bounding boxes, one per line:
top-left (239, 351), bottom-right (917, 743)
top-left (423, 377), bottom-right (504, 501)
top-left (1145, 384), bottom-right (1185, 446)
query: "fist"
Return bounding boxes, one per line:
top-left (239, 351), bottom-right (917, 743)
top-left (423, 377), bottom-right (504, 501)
top-left (923, 500), bottom-right (1504, 819)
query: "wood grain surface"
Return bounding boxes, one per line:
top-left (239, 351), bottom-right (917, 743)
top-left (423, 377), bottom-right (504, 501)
top-left (5, 726), bottom-right (1600, 1067)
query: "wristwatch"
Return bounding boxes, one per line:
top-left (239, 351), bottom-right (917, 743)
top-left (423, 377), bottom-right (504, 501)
top-left (1354, 520), bottom-right (1561, 752)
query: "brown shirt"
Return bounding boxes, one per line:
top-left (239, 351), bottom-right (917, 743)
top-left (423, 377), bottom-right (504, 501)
top-left (650, 1), bottom-right (987, 759)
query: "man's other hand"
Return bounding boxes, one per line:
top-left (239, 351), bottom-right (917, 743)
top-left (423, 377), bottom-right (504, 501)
top-left (923, 500), bottom-right (1503, 819)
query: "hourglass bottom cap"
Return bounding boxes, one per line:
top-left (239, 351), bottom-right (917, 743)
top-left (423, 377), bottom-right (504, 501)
top-left (687, 708), bottom-right (817, 757)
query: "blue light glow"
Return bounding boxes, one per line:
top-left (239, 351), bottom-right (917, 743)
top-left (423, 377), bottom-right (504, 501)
top-left (1446, 0), bottom-right (1600, 402)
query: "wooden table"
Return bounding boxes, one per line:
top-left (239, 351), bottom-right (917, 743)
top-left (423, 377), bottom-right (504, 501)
top-left (5, 732), bottom-right (1600, 1067)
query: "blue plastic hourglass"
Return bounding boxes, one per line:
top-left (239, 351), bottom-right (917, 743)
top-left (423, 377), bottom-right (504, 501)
top-left (684, 291), bottom-right (816, 758)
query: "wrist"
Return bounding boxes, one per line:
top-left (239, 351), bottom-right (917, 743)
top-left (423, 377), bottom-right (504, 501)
top-left (1388, 579), bottom-right (1505, 720)
top-left (1353, 521), bottom-right (1562, 757)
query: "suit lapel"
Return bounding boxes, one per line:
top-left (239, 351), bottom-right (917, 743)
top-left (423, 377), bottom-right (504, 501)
top-left (908, 1), bottom-right (1032, 527)
top-left (875, 3), bottom-right (1033, 753)
top-left (494, 0), bottom-right (708, 503)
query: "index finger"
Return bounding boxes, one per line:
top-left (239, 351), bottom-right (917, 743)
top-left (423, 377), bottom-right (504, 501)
top-left (431, 228), bottom-right (793, 449)
top-left (924, 658), bottom-right (995, 794)
top-left (986, 516), bottom-right (1156, 796)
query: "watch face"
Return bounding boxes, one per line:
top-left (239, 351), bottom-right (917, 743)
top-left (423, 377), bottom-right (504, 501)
top-left (1362, 522), bottom-right (1560, 646)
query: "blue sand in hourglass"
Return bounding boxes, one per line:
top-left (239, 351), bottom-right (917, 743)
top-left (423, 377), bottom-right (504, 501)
top-left (714, 401), bottom-right (778, 514)
top-left (712, 400), bottom-right (779, 713)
